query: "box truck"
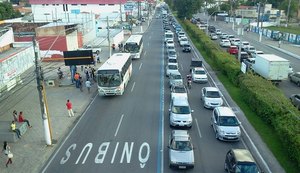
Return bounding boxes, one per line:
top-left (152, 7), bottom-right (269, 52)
top-left (251, 54), bottom-right (290, 84)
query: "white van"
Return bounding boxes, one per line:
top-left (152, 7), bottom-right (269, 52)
top-left (169, 96), bottom-right (193, 128)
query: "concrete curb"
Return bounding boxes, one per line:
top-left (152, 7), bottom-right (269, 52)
top-left (267, 45), bottom-right (300, 60)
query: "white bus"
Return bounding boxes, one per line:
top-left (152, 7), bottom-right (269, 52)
top-left (97, 53), bottom-right (132, 96)
top-left (124, 34), bottom-right (143, 59)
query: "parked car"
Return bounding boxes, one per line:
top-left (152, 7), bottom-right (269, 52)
top-left (166, 64), bottom-right (178, 77)
top-left (289, 72), bottom-right (300, 86)
top-left (171, 84), bottom-right (188, 100)
top-left (168, 130), bottom-right (195, 169)
top-left (191, 67), bottom-right (208, 83)
top-left (227, 46), bottom-right (238, 54)
top-left (169, 71), bottom-right (183, 87)
top-left (211, 107), bottom-right (241, 141)
top-left (169, 96), bottom-right (193, 128)
top-left (220, 39), bottom-right (231, 47)
top-left (201, 87), bottom-right (223, 109)
top-left (182, 44), bottom-right (191, 52)
top-left (290, 94), bottom-right (300, 110)
top-left (224, 149), bottom-right (261, 173)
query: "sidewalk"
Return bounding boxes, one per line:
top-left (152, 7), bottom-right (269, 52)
top-left (0, 16), bottom-right (152, 172)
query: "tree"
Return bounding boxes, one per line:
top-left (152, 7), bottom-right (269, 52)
top-left (219, 2), bottom-right (231, 13)
top-left (279, 0), bottom-right (298, 22)
top-left (0, 2), bottom-right (21, 20)
top-left (173, 0), bottom-right (202, 19)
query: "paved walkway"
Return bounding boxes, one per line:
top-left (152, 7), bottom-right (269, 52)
top-left (0, 17), bottom-right (153, 172)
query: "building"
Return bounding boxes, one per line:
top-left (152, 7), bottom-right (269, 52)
top-left (235, 4), bottom-right (285, 20)
top-left (0, 27), bottom-right (36, 93)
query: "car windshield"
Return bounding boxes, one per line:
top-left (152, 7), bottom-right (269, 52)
top-left (206, 91), bottom-right (221, 98)
top-left (169, 59), bottom-right (177, 63)
top-left (236, 163), bottom-right (259, 173)
top-left (181, 38), bottom-right (188, 41)
top-left (183, 44), bottom-right (190, 47)
top-left (219, 116), bottom-right (239, 126)
top-left (172, 75), bottom-right (182, 80)
top-left (172, 106), bottom-right (191, 114)
top-left (172, 141), bottom-right (192, 151)
top-left (173, 87), bottom-right (186, 93)
top-left (195, 70), bottom-right (205, 74)
top-left (243, 42), bottom-right (249, 45)
top-left (124, 43), bottom-right (139, 53)
top-left (97, 70), bottom-right (121, 87)
top-left (168, 51), bottom-right (176, 56)
top-left (168, 65), bottom-right (178, 70)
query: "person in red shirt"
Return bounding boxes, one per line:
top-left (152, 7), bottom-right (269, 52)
top-left (66, 99), bottom-right (75, 117)
top-left (18, 111), bottom-right (32, 128)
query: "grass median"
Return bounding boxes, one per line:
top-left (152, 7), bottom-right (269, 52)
top-left (189, 31), bottom-right (299, 173)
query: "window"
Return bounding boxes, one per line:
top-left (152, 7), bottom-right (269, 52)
top-left (81, 4), bottom-right (87, 6)
top-left (71, 4), bottom-right (77, 6)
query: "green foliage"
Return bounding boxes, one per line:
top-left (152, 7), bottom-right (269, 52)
top-left (0, 2), bottom-right (21, 20)
top-left (219, 2), bottom-right (231, 13)
top-left (180, 18), bottom-right (300, 170)
top-left (279, 0), bottom-right (298, 20)
top-left (173, 0), bottom-right (201, 19)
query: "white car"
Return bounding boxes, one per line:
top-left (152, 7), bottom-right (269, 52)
top-left (210, 33), bottom-right (218, 40)
top-left (179, 37), bottom-right (189, 46)
top-left (166, 40), bottom-right (175, 48)
top-left (220, 33), bottom-right (228, 39)
top-left (215, 29), bottom-right (221, 35)
top-left (169, 96), bottom-right (193, 128)
top-left (170, 84), bottom-right (188, 100)
top-left (240, 41), bottom-right (250, 50)
top-left (166, 64), bottom-right (178, 77)
top-left (191, 67), bottom-right (207, 83)
top-left (219, 39), bottom-right (231, 47)
top-left (250, 50), bottom-right (264, 58)
top-left (169, 71), bottom-right (183, 87)
top-left (168, 130), bottom-right (195, 169)
top-left (201, 87), bottom-right (223, 109)
top-left (211, 107), bottom-right (241, 141)
top-left (227, 35), bottom-right (235, 42)
top-left (168, 57), bottom-right (178, 66)
top-left (231, 38), bottom-right (241, 46)
top-left (244, 45), bottom-right (256, 54)
top-left (177, 31), bottom-right (185, 38)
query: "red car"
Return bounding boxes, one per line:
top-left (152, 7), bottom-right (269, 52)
top-left (228, 46), bottom-right (238, 54)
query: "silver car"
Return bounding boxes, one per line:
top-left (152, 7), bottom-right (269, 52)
top-left (169, 96), bottom-right (193, 128)
top-left (169, 71), bottom-right (183, 88)
top-left (201, 87), bottom-right (223, 109)
top-left (168, 130), bottom-right (195, 169)
top-left (166, 64), bottom-right (178, 77)
top-left (289, 72), bottom-right (300, 86)
top-left (290, 94), bottom-right (300, 110)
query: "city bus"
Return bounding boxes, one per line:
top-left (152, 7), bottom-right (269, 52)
top-left (124, 34), bottom-right (143, 59)
top-left (97, 53), bottom-right (132, 96)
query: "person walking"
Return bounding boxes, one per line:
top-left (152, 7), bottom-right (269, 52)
top-left (85, 80), bottom-right (92, 93)
top-left (12, 110), bottom-right (18, 122)
top-left (96, 54), bottom-right (100, 63)
top-left (18, 111), bottom-right (32, 128)
top-left (66, 99), bottom-right (75, 117)
top-left (74, 73), bottom-right (80, 88)
top-left (2, 141), bottom-right (13, 167)
top-left (10, 121), bottom-right (21, 139)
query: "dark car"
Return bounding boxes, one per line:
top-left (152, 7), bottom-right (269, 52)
top-left (182, 44), bottom-right (191, 52)
top-left (224, 149), bottom-right (261, 173)
top-left (289, 72), bottom-right (300, 86)
top-left (236, 52), bottom-right (249, 63)
top-left (290, 94), bottom-right (300, 110)
top-left (208, 25), bottom-right (216, 32)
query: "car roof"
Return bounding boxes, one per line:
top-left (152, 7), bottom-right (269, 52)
top-left (215, 107), bottom-right (235, 117)
top-left (172, 130), bottom-right (190, 141)
top-left (230, 46), bottom-right (237, 48)
top-left (194, 67), bottom-right (205, 71)
top-left (231, 149), bottom-right (256, 163)
top-left (170, 70), bottom-right (181, 75)
top-left (205, 87), bottom-right (219, 91)
top-left (172, 96), bottom-right (189, 106)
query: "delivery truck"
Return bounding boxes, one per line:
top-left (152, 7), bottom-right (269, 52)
top-left (251, 54), bottom-right (290, 84)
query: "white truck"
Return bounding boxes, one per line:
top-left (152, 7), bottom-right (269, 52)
top-left (251, 54), bottom-right (290, 84)
top-left (79, 45), bottom-right (102, 55)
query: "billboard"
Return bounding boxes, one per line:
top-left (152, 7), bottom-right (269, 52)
top-left (63, 50), bottom-right (94, 66)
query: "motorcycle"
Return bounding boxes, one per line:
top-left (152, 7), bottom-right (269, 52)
top-left (187, 74), bottom-right (192, 89)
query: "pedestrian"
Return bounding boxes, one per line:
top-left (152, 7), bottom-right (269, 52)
top-left (96, 54), bottom-right (100, 63)
top-left (12, 110), bottom-right (18, 122)
top-left (18, 111), bottom-right (32, 128)
top-left (120, 43), bottom-right (123, 52)
top-left (84, 67), bottom-right (89, 81)
top-left (10, 121), bottom-right (21, 139)
top-left (66, 99), bottom-right (75, 117)
top-left (85, 79), bottom-right (91, 93)
top-left (91, 67), bottom-right (96, 81)
top-left (88, 66), bottom-right (92, 79)
top-left (2, 141), bottom-right (13, 167)
top-left (79, 77), bottom-right (83, 92)
top-left (74, 73), bottom-right (80, 88)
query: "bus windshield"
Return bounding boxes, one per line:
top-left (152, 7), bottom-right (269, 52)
top-left (124, 43), bottom-right (139, 53)
top-left (97, 70), bottom-right (122, 87)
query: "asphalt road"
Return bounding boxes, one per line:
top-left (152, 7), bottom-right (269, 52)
top-left (199, 13), bottom-right (300, 97)
top-left (40, 13), bottom-right (284, 173)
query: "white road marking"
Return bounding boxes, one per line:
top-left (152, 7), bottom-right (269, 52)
top-left (144, 51), bottom-right (147, 56)
top-left (131, 82), bottom-right (135, 92)
top-left (139, 63), bottom-right (143, 70)
top-left (195, 118), bottom-right (202, 138)
top-left (114, 114), bottom-right (124, 137)
top-left (180, 64), bottom-right (183, 70)
top-left (111, 142), bottom-right (119, 164)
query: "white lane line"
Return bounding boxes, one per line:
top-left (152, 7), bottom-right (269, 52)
top-left (180, 64), bottom-right (183, 70)
top-left (144, 51), bottom-right (147, 56)
top-left (114, 114), bottom-right (124, 137)
top-left (195, 118), bottom-right (202, 138)
top-left (131, 82), bottom-right (136, 92)
top-left (139, 63), bottom-right (143, 70)
top-left (193, 46), bottom-right (272, 173)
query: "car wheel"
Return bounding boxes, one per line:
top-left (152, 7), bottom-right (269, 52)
top-left (224, 162), bottom-right (228, 171)
top-left (215, 131), bottom-right (219, 140)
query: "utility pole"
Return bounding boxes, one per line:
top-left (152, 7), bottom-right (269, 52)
top-left (119, 0), bottom-right (123, 22)
top-left (107, 16), bottom-right (111, 57)
top-left (286, 0), bottom-right (292, 27)
top-left (257, 2), bottom-right (261, 28)
top-left (33, 37), bottom-right (52, 146)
